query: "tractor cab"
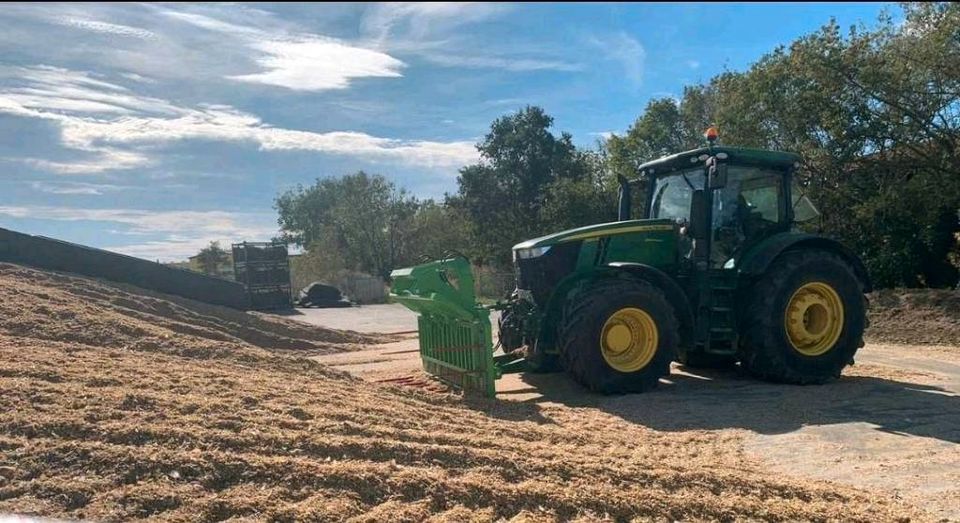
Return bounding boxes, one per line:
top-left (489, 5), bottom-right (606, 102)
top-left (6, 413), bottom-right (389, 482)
top-left (620, 142), bottom-right (819, 270)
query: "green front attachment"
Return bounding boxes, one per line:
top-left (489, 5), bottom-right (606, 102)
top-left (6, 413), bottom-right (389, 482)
top-left (390, 257), bottom-right (497, 397)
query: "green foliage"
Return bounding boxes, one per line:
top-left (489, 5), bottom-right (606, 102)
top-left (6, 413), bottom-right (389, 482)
top-left (275, 172), bottom-right (417, 279)
top-left (403, 200), bottom-right (472, 261)
top-left (193, 241), bottom-right (229, 276)
top-left (276, 172), bottom-right (472, 280)
top-left (540, 171), bottom-right (617, 232)
top-left (456, 106), bottom-right (611, 266)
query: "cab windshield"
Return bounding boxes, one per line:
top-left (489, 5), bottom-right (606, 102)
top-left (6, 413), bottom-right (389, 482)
top-left (649, 168), bottom-right (704, 224)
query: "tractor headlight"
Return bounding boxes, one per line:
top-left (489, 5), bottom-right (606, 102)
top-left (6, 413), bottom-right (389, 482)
top-left (514, 245), bottom-right (552, 261)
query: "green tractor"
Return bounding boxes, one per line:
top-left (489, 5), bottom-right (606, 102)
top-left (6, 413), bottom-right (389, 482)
top-left (391, 132), bottom-right (869, 396)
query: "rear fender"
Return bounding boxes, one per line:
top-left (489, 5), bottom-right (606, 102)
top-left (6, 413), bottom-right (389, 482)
top-left (537, 264), bottom-right (694, 353)
top-left (739, 233), bottom-right (872, 291)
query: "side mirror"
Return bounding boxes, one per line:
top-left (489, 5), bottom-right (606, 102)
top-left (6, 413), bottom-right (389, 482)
top-left (689, 189), bottom-right (708, 240)
top-left (709, 162), bottom-right (728, 189)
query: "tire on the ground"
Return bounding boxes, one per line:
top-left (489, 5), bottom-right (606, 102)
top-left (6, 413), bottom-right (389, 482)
top-left (557, 278), bottom-right (678, 393)
top-left (739, 249), bottom-right (866, 384)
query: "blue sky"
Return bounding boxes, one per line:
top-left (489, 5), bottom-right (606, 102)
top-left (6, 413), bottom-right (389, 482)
top-left (0, 2), bottom-right (895, 261)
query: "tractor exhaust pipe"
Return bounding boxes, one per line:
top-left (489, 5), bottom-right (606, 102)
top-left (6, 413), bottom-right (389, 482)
top-left (617, 175), bottom-right (631, 221)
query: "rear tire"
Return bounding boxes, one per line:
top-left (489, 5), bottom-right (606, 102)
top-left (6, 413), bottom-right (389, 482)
top-left (557, 278), bottom-right (678, 393)
top-left (739, 249), bottom-right (866, 384)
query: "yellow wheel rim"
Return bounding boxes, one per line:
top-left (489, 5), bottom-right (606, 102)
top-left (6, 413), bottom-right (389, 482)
top-left (784, 282), bottom-right (844, 356)
top-left (600, 307), bottom-right (658, 372)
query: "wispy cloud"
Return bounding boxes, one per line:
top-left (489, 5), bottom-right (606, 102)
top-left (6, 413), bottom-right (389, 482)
top-left (0, 65), bottom-right (183, 115)
top-left (589, 131), bottom-right (615, 140)
top-left (230, 38), bottom-right (404, 91)
top-left (161, 7), bottom-right (405, 91)
top-left (686, 59), bottom-right (700, 70)
top-left (588, 32), bottom-right (646, 87)
top-left (53, 105), bottom-right (477, 168)
top-left (159, 10), bottom-right (265, 38)
top-left (29, 181), bottom-right (127, 195)
top-left (0, 65), bottom-right (477, 173)
top-left (114, 237), bottom-right (239, 261)
top-left (119, 72), bottom-right (155, 84)
top-left (0, 205), bottom-right (276, 261)
top-left (361, 3), bottom-right (511, 47)
top-left (651, 91), bottom-right (681, 105)
top-left (420, 53), bottom-right (581, 72)
top-left (360, 3), bottom-right (579, 73)
top-left (0, 206), bottom-right (269, 236)
top-left (24, 151), bottom-right (149, 175)
top-left (54, 18), bottom-right (156, 39)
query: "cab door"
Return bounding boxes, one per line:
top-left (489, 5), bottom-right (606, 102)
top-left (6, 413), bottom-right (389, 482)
top-left (710, 166), bottom-right (788, 268)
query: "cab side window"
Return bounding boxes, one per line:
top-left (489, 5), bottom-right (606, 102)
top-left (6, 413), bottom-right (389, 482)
top-left (711, 167), bottom-right (784, 266)
top-left (714, 167), bottom-right (784, 231)
top-left (739, 175), bottom-right (783, 225)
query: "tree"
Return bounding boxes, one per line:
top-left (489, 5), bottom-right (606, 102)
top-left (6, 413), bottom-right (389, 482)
top-left (403, 200), bottom-right (473, 262)
top-left (194, 241), bottom-right (228, 276)
top-left (276, 172), bottom-right (418, 279)
top-left (456, 106), bottom-right (606, 266)
top-left (276, 172), bottom-right (476, 280)
top-left (540, 151), bottom-right (618, 231)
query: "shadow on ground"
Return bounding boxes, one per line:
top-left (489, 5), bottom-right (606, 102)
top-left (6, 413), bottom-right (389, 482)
top-left (492, 364), bottom-right (960, 443)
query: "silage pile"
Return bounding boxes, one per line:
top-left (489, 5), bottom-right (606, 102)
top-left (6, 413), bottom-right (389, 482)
top-left (868, 288), bottom-right (960, 346)
top-left (0, 263), bottom-right (378, 356)
top-left (0, 263), bottom-right (919, 521)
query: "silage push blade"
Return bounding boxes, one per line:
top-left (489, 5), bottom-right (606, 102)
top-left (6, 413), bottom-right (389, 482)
top-left (389, 257), bottom-right (496, 397)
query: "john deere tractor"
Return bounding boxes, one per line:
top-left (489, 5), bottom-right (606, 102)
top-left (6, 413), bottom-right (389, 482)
top-left (391, 132), bottom-right (869, 396)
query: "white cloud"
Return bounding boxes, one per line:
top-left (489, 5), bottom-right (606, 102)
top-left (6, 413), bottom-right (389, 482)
top-left (0, 206), bottom-right (250, 234)
top-left (120, 72), bottom-right (155, 84)
top-left (0, 205), bottom-right (277, 261)
top-left (361, 3), bottom-right (510, 45)
top-left (53, 105), bottom-right (476, 168)
top-left (159, 10), bottom-right (265, 38)
top-left (55, 18), bottom-right (156, 39)
top-left (18, 65), bottom-right (129, 93)
top-left (24, 150), bottom-right (150, 175)
top-left (686, 59), bottom-right (701, 70)
top-left (0, 65), bottom-right (184, 115)
top-left (589, 32), bottom-right (646, 87)
top-left (651, 91), bottom-right (681, 105)
top-left (421, 53), bottom-right (580, 72)
top-left (0, 65), bottom-right (477, 173)
top-left (161, 8), bottom-right (405, 91)
top-left (29, 181), bottom-right (126, 195)
top-left (230, 37), bottom-right (404, 91)
top-left (113, 237), bottom-right (235, 261)
top-left (359, 3), bottom-right (579, 74)
top-left (589, 131), bottom-right (615, 140)
top-left (485, 97), bottom-right (526, 107)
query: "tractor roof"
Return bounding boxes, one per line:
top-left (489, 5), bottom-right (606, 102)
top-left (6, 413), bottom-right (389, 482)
top-left (637, 146), bottom-right (800, 177)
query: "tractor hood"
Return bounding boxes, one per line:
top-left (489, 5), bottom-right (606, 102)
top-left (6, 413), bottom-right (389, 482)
top-left (513, 219), bottom-right (676, 251)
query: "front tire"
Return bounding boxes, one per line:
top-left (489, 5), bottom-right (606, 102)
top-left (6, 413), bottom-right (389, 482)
top-left (739, 249), bottom-right (866, 384)
top-left (557, 278), bottom-right (678, 393)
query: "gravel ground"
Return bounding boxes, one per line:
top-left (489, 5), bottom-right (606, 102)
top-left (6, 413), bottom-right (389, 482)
top-left (303, 294), bottom-right (960, 521)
